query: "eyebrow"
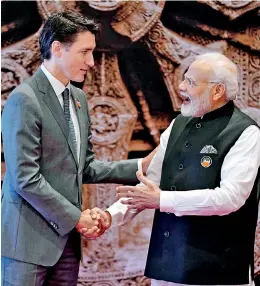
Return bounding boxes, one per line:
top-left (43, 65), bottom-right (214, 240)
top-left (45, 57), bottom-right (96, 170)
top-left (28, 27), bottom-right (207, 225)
top-left (80, 47), bottom-right (96, 52)
top-left (184, 75), bottom-right (196, 82)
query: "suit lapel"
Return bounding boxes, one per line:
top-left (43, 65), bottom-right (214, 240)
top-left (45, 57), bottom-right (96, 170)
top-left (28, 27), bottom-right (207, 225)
top-left (34, 68), bottom-right (79, 167)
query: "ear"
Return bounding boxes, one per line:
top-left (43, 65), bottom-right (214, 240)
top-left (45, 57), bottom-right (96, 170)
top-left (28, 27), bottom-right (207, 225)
top-left (51, 41), bottom-right (62, 58)
top-left (212, 83), bottom-right (225, 101)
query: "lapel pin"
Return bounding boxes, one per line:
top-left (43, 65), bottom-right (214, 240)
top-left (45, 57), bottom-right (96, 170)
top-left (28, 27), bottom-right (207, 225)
top-left (201, 156), bottom-right (212, 168)
top-left (76, 99), bottom-right (81, 109)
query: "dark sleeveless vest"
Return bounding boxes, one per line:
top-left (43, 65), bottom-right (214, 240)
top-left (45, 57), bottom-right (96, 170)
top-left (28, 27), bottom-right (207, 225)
top-left (145, 102), bottom-right (259, 284)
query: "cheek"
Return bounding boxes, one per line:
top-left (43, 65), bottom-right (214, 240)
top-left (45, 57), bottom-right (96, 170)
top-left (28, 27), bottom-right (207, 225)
top-left (191, 87), bottom-right (206, 99)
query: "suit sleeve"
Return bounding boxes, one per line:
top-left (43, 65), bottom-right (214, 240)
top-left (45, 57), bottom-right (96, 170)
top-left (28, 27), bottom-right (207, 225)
top-left (81, 92), bottom-right (139, 184)
top-left (2, 91), bottom-right (81, 237)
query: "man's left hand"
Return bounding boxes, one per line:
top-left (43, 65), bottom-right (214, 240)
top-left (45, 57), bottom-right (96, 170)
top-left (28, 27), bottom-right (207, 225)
top-left (116, 171), bottom-right (160, 210)
top-left (80, 208), bottom-right (111, 240)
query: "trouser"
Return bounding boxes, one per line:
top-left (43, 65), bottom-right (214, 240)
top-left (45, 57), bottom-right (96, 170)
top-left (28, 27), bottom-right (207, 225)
top-left (1, 230), bottom-right (80, 286)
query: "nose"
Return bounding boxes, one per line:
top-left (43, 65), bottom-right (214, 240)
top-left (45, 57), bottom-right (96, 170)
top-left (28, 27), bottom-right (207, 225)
top-left (86, 52), bottom-right (95, 68)
top-left (179, 80), bottom-right (186, 92)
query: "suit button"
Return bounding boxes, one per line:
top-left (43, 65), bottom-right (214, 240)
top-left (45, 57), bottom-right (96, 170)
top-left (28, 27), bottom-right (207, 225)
top-left (196, 123), bottom-right (202, 129)
top-left (164, 231), bottom-right (170, 237)
top-left (171, 186), bottom-right (176, 191)
top-left (178, 164), bottom-right (184, 170)
top-left (185, 142), bottom-right (190, 148)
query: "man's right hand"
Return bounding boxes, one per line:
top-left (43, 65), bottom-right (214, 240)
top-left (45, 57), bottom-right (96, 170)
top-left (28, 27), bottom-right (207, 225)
top-left (75, 209), bottom-right (100, 234)
top-left (80, 208), bottom-right (112, 240)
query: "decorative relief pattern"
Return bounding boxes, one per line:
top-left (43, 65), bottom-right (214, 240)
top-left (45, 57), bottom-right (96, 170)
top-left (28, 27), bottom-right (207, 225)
top-left (78, 275), bottom-right (151, 286)
top-left (1, 33), bottom-right (41, 107)
top-left (86, 0), bottom-right (125, 12)
top-left (196, 23), bottom-right (260, 52)
top-left (1, 1), bottom-right (259, 284)
top-left (111, 1), bottom-right (165, 42)
top-left (197, 0), bottom-right (260, 20)
top-left (144, 20), bottom-right (227, 111)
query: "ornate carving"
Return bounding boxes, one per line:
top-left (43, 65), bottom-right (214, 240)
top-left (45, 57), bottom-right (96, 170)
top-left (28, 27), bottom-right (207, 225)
top-left (1, 0), bottom-right (260, 282)
top-left (249, 71), bottom-right (260, 108)
top-left (195, 23), bottom-right (260, 52)
top-left (36, 0), bottom-right (79, 19)
top-left (144, 20), bottom-right (227, 111)
top-left (86, 0), bottom-right (124, 12)
top-left (136, 90), bottom-right (160, 145)
top-left (197, 0), bottom-right (260, 20)
top-left (111, 1), bottom-right (165, 42)
top-left (1, 59), bottom-right (30, 107)
top-left (78, 275), bottom-right (151, 286)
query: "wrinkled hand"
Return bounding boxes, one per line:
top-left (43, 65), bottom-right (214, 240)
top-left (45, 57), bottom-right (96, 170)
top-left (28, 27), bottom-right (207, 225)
top-left (142, 146), bottom-right (158, 175)
top-left (116, 171), bottom-right (160, 210)
top-left (75, 209), bottom-right (100, 237)
top-left (80, 208), bottom-right (112, 240)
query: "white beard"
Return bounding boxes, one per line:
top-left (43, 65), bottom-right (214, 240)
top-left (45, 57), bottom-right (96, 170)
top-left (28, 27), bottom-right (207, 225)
top-left (181, 90), bottom-right (211, 117)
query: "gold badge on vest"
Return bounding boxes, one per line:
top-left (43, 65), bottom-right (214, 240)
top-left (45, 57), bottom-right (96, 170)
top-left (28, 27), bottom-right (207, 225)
top-left (201, 156), bottom-right (212, 168)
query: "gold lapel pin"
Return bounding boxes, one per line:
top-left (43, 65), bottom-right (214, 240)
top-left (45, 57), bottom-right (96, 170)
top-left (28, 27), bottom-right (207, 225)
top-left (77, 99), bottom-right (81, 109)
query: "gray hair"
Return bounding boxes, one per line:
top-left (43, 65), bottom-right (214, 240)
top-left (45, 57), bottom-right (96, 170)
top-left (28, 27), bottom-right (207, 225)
top-left (195, 53), bottom-right (239, 101)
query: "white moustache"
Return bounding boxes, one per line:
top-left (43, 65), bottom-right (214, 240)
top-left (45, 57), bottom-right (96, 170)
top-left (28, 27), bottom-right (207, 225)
top-left (180, 93), bottom-right (191, 100)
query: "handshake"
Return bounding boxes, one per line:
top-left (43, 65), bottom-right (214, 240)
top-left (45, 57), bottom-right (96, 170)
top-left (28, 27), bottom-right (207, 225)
top-left (75, 207), bottom-right (111, 240)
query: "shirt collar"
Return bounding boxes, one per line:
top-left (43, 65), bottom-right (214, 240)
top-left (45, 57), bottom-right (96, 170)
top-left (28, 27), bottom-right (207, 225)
top-left (201, 101), bottom-right (234, 121)
top-left (41, 63), bottom-right (70, 96)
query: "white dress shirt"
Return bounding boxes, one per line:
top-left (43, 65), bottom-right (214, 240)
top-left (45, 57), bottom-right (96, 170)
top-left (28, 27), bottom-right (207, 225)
top-left (107, 118), bottom-right (260, 286)
top-left (41, 64), bottom-right (81, 161)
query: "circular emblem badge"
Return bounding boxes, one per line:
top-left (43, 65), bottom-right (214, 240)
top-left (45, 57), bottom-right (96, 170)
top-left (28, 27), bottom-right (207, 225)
top-left (201, 156), bottom-right (212, 168)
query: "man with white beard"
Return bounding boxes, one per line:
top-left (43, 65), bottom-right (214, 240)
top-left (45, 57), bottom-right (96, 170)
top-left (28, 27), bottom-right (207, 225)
top-left (107, 53), bottom-right (260, 285)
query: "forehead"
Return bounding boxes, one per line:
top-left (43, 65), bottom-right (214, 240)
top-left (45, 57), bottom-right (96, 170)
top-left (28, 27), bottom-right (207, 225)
top-left (185, 60), bottom-right (214, 82)
top-left (70, 31), bottom-right (96, 49)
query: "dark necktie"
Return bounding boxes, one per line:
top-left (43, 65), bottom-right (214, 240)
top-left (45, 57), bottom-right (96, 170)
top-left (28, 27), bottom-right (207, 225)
top-left (62, 88), bottom-right (77, 154)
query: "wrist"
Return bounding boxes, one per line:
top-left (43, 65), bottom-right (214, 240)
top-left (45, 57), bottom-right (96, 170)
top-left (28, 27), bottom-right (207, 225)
top-left (105, 211), bottom-right (112, 229)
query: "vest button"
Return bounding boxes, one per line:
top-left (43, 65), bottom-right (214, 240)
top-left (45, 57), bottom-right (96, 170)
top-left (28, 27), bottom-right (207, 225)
top-left (185, 142), bottom-right (190, 147)
top-left (171, 186), bottom-right (176, 191)
top-left (196, 123), bottom-right (202, 129)
top-left (164, 231), bottom-right (170, 237)
top-left (178, 164), bottom-right (184, 170)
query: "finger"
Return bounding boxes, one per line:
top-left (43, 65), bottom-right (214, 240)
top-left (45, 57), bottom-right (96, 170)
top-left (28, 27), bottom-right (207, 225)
top-left (91, 213), bottom-right (97, 220)
top-left (116, 186), bottom-right (137, 194)
top-left (136, 171), bottom-right (157, 189)
top-left (116, 191), bottom-right (141, 199)
top-left (120, 198), bottom-right (135, 205)
top-left (82, 226), bottom-right (100, 235)
top-left (127, 203), bottom-right (144, 210)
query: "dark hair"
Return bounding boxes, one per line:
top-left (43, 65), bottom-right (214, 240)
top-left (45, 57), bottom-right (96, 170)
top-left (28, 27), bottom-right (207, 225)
top-left (39, 10), bottom-right (100, 61)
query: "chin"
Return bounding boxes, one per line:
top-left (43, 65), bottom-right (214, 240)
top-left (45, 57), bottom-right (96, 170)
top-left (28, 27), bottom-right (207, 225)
top-left (181, 105), bottom-right (193, 117)
top-left (71, 76), bottom-right (85, 83)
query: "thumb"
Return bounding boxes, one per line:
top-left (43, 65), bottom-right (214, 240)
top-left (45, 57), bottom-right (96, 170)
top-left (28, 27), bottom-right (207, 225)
top-left (136, 171), bottom-right (157, 189)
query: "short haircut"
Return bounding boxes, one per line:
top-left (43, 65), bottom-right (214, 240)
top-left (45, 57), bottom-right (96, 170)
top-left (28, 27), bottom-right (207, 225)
top-left (196, 53), bottom-right (239, 101)
top-left (39, 10), bottom-right (100, 61)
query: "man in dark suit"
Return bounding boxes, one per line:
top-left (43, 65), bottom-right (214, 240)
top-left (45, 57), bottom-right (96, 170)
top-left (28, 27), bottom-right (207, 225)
top-left (1, 11), bottom-right (151, 286)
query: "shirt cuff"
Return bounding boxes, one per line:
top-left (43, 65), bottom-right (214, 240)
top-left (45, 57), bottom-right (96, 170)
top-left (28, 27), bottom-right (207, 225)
top-left (137, 159), bottom-right (143, 174)
top-left (160, 191), bottom-right (175, 213)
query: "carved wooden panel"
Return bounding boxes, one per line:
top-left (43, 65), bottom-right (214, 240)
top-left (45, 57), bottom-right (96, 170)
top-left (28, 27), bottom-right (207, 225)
top-left (1, 1), bottom-right (259, 285)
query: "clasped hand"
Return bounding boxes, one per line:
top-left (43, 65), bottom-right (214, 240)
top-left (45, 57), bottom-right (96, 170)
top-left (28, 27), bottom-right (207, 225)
top-left (75, 208), bottom-right (111, 239)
